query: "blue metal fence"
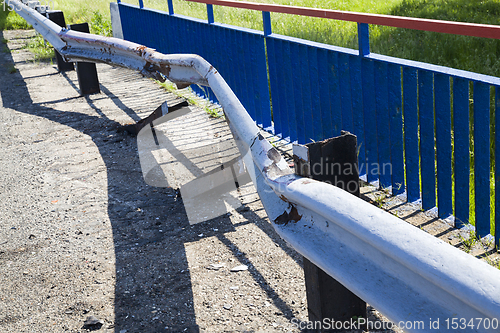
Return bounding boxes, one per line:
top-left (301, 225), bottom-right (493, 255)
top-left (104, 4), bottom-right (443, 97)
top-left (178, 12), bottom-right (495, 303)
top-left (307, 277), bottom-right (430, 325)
top-left (117, 1), bottom-right (500, 244)
top-left (119, 3), bottom-right (271, 128)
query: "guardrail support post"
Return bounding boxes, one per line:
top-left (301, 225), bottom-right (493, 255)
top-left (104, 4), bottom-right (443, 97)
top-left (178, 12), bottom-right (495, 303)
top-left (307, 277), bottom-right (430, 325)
top-left (68, 23), bottom-right (101, 95)
top-left (46, 10), bottom-right (74, 72)
top-left (294, 131), bottom-right (366, 331)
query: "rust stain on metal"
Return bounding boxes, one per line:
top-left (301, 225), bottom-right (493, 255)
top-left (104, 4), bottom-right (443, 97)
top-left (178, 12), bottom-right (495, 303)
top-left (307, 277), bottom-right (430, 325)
top-left (135, 45), bottom-right (148, 57)
top-left (208, 65), bottom-right (218, 74)
top-left (274, 204), bottom-right (302, 226)
top-left (158, 63), bottom-right (172, 78)
top-left (279, 194), bottom-right (289, 202)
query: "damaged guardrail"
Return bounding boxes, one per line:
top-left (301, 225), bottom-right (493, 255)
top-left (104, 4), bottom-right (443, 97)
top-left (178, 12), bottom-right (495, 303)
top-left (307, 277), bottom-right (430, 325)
top-left (8, 0), bottom-right (500, 331)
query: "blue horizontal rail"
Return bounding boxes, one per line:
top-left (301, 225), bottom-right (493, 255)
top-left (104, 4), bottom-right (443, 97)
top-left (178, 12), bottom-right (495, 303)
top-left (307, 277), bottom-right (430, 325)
top-left (118, 0), bottom-right (500, 245)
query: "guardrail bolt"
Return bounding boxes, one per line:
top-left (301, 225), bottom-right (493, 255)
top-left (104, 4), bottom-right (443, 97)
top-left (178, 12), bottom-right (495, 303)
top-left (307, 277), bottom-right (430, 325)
top-left (294, 131), bottom-right (366, 332)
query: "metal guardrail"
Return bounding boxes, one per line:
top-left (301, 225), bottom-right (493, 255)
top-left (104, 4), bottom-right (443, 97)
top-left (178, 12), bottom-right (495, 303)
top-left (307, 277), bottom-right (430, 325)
top-left (7, 0), bottom-right (500, 331)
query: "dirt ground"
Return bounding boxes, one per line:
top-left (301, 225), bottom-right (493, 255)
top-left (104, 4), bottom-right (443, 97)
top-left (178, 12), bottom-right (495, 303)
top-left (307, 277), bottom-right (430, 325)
top-left (0, 29), bottom-right (498, 333)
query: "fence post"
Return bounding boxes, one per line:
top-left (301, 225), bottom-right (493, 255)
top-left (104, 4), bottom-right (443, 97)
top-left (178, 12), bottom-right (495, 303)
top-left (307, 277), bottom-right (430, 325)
top-left (167, 0), bottom-right (174, 15)
top-left (207, 4), bottom-right (214, 24)
top-left (68, 23), bottom-right (101, 95)
top-left (46, 10), bottom-right (74, 72)
top-left (262, 11), bottom-right (272, 36)
top-left (357, 23), bottom-right (370, 57)
top-left (294, 131), bottom-right (366, 331)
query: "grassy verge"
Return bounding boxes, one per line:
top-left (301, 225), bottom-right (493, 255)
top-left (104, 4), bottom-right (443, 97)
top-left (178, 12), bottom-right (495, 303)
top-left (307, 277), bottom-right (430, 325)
top-left (1, 0), bottom-right (112, 35)
top-left (0, 7), bottom-right (31, 30)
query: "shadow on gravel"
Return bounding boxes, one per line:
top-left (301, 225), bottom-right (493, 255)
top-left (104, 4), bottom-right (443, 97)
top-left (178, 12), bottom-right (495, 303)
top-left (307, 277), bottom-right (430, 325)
top-left (0, 30), bottom-right (301, 332)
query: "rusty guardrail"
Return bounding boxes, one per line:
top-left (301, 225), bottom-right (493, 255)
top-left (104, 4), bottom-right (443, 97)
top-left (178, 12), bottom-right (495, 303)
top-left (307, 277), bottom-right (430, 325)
top-left (8, 0), bottom-right (500, 331)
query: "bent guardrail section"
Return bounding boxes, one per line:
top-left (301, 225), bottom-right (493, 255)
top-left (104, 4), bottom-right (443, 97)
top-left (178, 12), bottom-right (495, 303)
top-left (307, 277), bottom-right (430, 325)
top-left (7, 0), bottom-right (500, 331)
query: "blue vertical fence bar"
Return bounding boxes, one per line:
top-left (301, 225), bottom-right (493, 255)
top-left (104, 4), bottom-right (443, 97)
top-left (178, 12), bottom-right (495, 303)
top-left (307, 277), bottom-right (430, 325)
top-left (232, 30), bottom-right (246, 112)
top-left (474, 82), bottom-right (491, 237)
top-left (167, 0), bottom-right (174, 15)
top-left (453, 78), bottom-right (470, 228)
top-left (418, 70), bottom-right (436, 211)
top-left (291, 42), bottom-right (306, 143)
top-left (362, 59), bottom-right (378, 183)
top-left (262, 11), bottom-right (272, 36)
top-left (350, 56), bottom-right (366, 177)
top-left (388, 64), bottom-right (405, 195)
top-left (276, 39), bottom-right (290, 140)
top-left (317, 48), bottom-right (332, 140)
top-left (435, 74), bottom-right (453, 218)
top-left (338, 53), bottom-right (353, 134)
top-left (403, 67), bottom-right (420, 202)
top-left (357, 23), bottom-right (370, 56)
top-left (282, 40), bottom-right (297, 142)
top-left (316, 48), bottom-right (333, 139)
top-left (267, 38), bottom-right (282, 137)
top-left (301, 44), bottom-right (314, 143)
top-left (327, 50), bottom-right (342, 137)
top-left (308, 46), bottom-right (323, 142)
top-left (496, 87), bottom-right (500, 246)
top-left (207, 4), bottom-right (214, 23)
top-left (375, 61), bottom-right (391, 189)
top-left (242, 33), bottom-right (256, 121)
top-left (255, 35), bottom-right (272, 128)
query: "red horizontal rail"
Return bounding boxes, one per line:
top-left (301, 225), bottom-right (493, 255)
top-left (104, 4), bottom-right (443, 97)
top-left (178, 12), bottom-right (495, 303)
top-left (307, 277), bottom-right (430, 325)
top-left (186, 0), bottom-right (500, 40)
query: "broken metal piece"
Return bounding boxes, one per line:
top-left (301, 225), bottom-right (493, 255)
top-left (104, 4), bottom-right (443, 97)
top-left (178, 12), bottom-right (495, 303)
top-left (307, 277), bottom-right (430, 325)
top-left (121, 100), bottom-right (189, 135)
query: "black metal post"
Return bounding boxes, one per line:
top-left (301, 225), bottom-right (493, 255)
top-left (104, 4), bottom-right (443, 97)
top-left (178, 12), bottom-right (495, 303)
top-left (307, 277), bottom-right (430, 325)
top-left (46, 10), bottom-right (74, 72)
top-left (294, 131), bottom-right (366, 332)
top-left (68, 23), bottom-right (100, 95)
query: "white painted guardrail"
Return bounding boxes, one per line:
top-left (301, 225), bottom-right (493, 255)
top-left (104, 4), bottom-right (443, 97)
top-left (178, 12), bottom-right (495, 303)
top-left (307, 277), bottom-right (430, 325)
top-left (8, 0), bottom-right (500, 331)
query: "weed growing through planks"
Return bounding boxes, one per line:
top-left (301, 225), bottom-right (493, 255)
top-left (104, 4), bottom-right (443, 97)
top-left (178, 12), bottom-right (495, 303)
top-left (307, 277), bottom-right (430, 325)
top-left (458, 228), bottom-right (479, 253)
top-left (156, 80), bottom-right (224, 119)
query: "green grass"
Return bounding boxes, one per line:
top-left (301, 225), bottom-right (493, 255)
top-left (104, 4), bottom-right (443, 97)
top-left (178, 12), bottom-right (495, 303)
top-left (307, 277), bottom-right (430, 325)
top-left (25, 34), bottom-right (55, 62)
top-left (1, 0), bottom-right (112, 35)
top-left (51, 0), bottom-right (111, 25)
top-left (0, 8), bottom-right (32, 30)
top-left (157, 80), bottom-right (224, 118)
